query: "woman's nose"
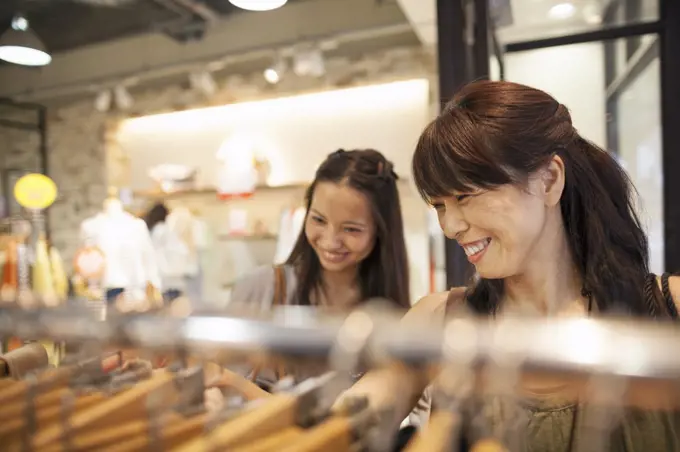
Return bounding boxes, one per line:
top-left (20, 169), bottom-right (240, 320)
top-left (440, 204), bottom-right (468, 239)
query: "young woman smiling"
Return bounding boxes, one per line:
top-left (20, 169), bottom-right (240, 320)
top-left (341, 80), bottom-right (680, 451)
top-left (229, 149), bottom-right (417, 389)
top-left (232, 148), bottom-right (410, 312)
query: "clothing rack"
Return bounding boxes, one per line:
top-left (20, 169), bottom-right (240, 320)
top-left (1, 304), bottom-right (680, 382)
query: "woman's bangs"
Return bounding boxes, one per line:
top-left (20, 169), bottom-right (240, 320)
top-left (412, 118), bottom-right (503, 204)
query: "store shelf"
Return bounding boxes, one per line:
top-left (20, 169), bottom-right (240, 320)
top-left (133, 177), bottom-right (410, 200)
top-left (133, 183), bottom-right (309, 200)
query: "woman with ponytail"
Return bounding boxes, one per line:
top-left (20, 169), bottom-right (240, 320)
top-left (342, 80), bottom-right (680, 450)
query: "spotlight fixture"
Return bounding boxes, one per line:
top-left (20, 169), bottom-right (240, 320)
top-left (548, 3), bottom-right (576, 20)
top-left (229, 0), bottom-right (288, 11)
top-left (94, 90), bottom-right (112, 112)
top-left (189, 71), bottom-right (218, 96)
top-left (0, 15), bottom-right (51, 66)
top-left (263, 68), bottom-right (280, 84)
top-left (113, 85), bottom-right (134, 111)
top-left (292, 47), bottom-right (325, 78)
top-left (263, 55), bottom-right (287, 84)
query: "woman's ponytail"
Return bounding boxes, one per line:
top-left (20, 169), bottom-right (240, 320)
top-left (560, 135), bottom-right (649, 315)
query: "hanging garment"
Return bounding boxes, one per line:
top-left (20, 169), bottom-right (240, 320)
top-left (150, 222), bottom-right (190, 292)
top-left (49, 247), bottom-right (69, 302)
top-left (80, 210), bottom-right (161, 296)
top-left (32, 235), bottom-right (58, 307)
top-left (273, 207), bottom-right (306, 265)
top-left (166, 208), bottom-right (209, 301)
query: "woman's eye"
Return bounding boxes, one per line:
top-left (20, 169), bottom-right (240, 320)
top-left (455, 195), bottom-right (469, 202)
top-left (311, 216), bottom-right (325, 224)
top-left (344, 227), bottom-right (361, 233)
top-left (431, 203), bottom-right (444, 210)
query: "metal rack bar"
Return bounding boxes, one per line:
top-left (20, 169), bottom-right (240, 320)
top-left (1, 306), bottom-right (680, 382)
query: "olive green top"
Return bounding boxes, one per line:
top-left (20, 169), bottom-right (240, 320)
top-left (455, 391), bottom-right (680, 452)
top-left (432, 283), bottom-right (680, 452)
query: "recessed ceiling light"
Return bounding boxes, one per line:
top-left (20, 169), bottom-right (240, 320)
top-left (229, 0), bottom-right (288, 11)
top-left (549, 2), bottom-right (576, 20)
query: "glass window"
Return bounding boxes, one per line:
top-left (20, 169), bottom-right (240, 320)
top-left (492, 0), bottom-right (659, 45)
top-left (503, 34), bottom-right (663, 272)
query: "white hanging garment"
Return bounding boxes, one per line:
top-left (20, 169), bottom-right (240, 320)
top-left (166, 207), bottom-right (209, 277)
top-left (80, 209), bottom-right (162, 295)
top-left (273, 207), bottom-right (306, 264)
top-left (150, 222), bottom-right (190, 292)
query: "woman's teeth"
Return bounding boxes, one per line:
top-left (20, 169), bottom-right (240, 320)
top-left (463, 238), bottom-right (490, 257)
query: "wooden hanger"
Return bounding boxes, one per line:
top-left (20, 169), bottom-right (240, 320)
top-left (31, 369), bottom-right (177, 450)
top-left (230, 427), bottom-right (305, 452)
top-left (176, 393), bottom-right (299, 451)
top-left (62, 362), bottom-right (271, 452)
top-left (37, 363), bottom-right (203, 452)
top-left (179, 372), bottom-right (352, 451)
top-left (97, 412), bottom-right (209, 452)
top-left (278, 416), bottom-right (353, 452)
top-left (0, 365), bottom-right (74, 405)
top-left (0, 393), bottom-right (107, 451)
top-left (0, 352), bottom-right (126, 447)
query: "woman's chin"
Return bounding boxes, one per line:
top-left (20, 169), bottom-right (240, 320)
top-left (474, 264), bottom-right (508, 280)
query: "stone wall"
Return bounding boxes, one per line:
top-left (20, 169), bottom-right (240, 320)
top-left (0, 45), bottom-right (436, 271)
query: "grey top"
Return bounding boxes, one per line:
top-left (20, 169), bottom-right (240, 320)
top-left (230, 264), bottom-right (431, 428)
top-left (230, 264), bottom-right (298, 309)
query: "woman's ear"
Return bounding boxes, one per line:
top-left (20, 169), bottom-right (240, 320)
top-left (542, 155), bottom-right (566, 207)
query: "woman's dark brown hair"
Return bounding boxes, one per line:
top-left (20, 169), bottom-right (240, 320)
top-left (144, 202), bottom-right (169, 232)
top-left (413, 80), bottom-right (651, 316)
top-left (286, 149), bottom-right (410, 309)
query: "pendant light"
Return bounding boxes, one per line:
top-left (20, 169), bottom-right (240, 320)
top-left (0, 15), bottom-right (51, 66)
top-left (229, 0), bottom-right (288, 12)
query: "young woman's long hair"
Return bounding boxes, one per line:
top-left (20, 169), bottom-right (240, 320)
top-left (286, 149), bottom-right (411, 309)
top-left (412, 80), bottom-right (651, 316)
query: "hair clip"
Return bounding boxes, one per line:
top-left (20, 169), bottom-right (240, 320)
top-left (377, 160), bottom-right (398, 182)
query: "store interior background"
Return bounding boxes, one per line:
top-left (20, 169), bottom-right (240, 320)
top-left (0, 0), bottom-right (665, 307)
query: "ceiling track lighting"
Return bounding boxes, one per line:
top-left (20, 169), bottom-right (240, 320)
top-left (292, 46), bottom-right (326, 78)
top-left (229, 0), bottom-right (288, 12)
top-left (114, 85), bottom-right (134, 111)
top-left (93, 85), bottom-right (134, 112)
top-left (264, 54), bottom-right (287, 84)
top-left (94, 90), bottom-right (112, 112)
top-left (189, 71), bottom-right (218, 96)
top-left (0, 15), bottom-right (51, 66)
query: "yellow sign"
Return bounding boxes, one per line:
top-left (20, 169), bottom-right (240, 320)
top-left (13, 173), bottom-right (58, 210)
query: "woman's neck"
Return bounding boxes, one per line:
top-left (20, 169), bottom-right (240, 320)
top-left (503, 218), bottom-right (586, 316)
top-left (317, 267), bottom-right (361, 310)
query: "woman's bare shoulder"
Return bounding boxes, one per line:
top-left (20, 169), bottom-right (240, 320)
top-left (669, 275), bottom-right (680, 313)
top-left (403, 287), bottom-right (467, 324)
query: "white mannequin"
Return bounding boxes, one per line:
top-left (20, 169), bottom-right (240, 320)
top-left (103, 196), bottom-right (123, 216)
top-left (80, 192), bottom-right (161, 300)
